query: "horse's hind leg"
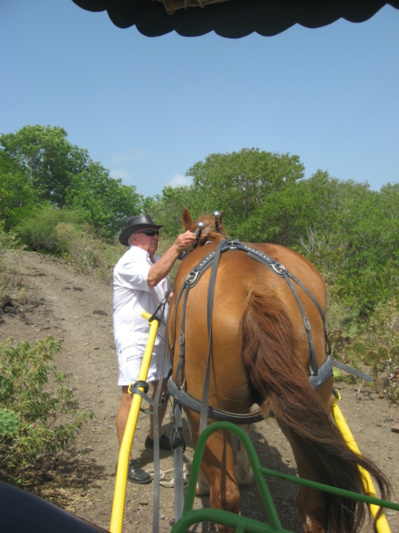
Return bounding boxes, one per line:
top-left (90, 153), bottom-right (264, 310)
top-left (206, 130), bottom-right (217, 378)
top-left (235, 425), bottom-right (254, 487)
top-left (191, 420), bottom-right (240, 532)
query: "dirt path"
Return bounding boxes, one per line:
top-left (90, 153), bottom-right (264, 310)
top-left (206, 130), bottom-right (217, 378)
top-left (2, 250), bottom-right (398, 532)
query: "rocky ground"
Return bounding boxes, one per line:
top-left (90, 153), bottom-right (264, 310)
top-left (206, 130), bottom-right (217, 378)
top-left (1, 249), bottom-right (398, 532)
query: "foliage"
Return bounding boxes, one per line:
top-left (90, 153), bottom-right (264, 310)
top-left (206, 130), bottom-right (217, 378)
top-left (336, 299), bottom-right (399, 401)
top-left (0, 125), bottom-right (89, 207)
top-left (0, 125), bottom-right (143, 240)
top-left (0, 224), bottom-right (27, 306)
top-left (54, 222), bottom-right (120, 280)
top-left (293, 176), bottom-right (399, 313)
top-left (146, 186), bottom-right (193, 236)
top-left (65, 163), bottom-right (143, 241)
top-left (0, 337), bottom-right (93, 481)
top-left (0, 224), bottom-right (22, 255)
top-left (185, 148), bottom-right (305, 239)
top-left (0, 150), bottom-right (36, 231)
top-left (13, 204), bottom-right (84, 254)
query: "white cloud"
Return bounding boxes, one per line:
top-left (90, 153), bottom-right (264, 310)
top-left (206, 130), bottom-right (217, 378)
top-left (111, 148), bottom-right (147, 166)
top-left (110, 168), bottom-right (132, 181)
top-left (168, 174), bottom-right (192, 188)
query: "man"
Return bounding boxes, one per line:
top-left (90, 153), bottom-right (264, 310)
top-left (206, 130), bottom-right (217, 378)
top-left (113, 214), bottom-right (196, 484)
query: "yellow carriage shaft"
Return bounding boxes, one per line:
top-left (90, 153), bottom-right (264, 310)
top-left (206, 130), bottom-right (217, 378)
top-left (110, 312), bottom-right (159, 533)
top-left (332, 393), bottom-right (391, 533)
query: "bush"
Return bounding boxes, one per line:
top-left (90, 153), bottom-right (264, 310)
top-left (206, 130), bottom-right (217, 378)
top-left (55, 222), bottom-right (113, 274)
top-left (0, 224), bottom-right (27, 307)
top-left (13, 205), bottom-right (83, 254)
top-left (0, 337), bottom-right (93, 482)
top-left (338, 298), bottom-right (399, 401)
top-left (0, 223), bottom-right (22, 254)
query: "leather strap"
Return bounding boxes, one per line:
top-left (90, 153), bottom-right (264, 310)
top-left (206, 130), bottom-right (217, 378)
top-left (168, 376), bottom-right (263, 424)
top-left (200, 239), bottom-right (227, 434)
top-left (331, 359), bottom-right (374, 382)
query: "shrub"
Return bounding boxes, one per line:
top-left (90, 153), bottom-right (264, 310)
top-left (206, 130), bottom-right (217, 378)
top-left (13, 205), bottom-right (83, 254)
top-left (0, 224), bottom-right (27, 307)
top-left (0, 337), bottom-right (93, 482)
top-left (0, 223), bottom-right (22, 253)
top-left (339, 298), bottom-right (399, 401)
top-left (55, 222), bottom-right (106, 271)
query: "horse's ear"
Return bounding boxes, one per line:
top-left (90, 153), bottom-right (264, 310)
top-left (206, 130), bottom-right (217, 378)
top-left (182, 207), bottom-right (192, 229)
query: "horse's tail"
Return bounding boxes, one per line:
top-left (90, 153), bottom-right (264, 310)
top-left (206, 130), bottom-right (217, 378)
top-left (240, 288), bottom-right (390, 533)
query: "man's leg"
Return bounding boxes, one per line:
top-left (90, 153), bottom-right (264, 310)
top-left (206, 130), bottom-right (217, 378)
top-left (147, 378), bottom-right (168, 440)
top-left (116, 386), bottom-right (151, 484)
top-left (116, 386), bottom-right (133, 456)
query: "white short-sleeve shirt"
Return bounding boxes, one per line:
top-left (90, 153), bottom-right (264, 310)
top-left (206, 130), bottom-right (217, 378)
top-left (113, 245), bottom-right (170, 383)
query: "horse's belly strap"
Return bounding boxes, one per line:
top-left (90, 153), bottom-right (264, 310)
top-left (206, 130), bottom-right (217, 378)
top-left (167, 376), bottom-right (264, 425)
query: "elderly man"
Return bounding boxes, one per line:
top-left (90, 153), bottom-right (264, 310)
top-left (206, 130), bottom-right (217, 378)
top-left (113, 215), bottom-right (196, 484)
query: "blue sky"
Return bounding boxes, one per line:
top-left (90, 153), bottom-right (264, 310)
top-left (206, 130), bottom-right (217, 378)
top-left (1, 1), bottom-right (398, 198)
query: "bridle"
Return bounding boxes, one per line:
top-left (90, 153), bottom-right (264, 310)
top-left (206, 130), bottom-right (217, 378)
top-left (178, 211), bottom-right (225, 261)
top-left (177, 221), bottom-right (204, 260)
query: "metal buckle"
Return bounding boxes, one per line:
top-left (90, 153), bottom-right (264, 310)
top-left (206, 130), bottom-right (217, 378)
top-left (272, 262), bottom-right (286, 275)
top-left (186, 270), bottom-right (200, 284)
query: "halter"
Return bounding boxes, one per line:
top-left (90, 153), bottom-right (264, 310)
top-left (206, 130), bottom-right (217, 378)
top-left (177, 221), bottom-right (206, 261)
top-left (168, 238), bottom-right (333, 434)
top-left (178, 211), bottom-right (225, 261)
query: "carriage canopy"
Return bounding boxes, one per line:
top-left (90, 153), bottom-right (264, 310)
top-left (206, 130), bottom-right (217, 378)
top-left (72, 0), bottom-right (399, 38)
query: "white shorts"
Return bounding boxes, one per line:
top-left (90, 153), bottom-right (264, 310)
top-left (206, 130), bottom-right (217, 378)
top-left (117, 344), bottom-right (171, 387)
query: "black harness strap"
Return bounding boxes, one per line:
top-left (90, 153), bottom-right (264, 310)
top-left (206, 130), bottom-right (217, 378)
top-left (332, 359), bottom-right (374, 382)
top-left (173, 248), bottom-right (219, 387)
top-left (168, 377), bottom-right (263, 424)
top-left (281, 272), bottom-right (320, 375)
top-left (235, 241), bottom-right (331, 375)
top-left (200, 239), bottom-right (226, 434)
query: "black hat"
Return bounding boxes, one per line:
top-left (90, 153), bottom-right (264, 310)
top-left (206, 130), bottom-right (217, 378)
top-left (119, 215), bottom-right (163, 246)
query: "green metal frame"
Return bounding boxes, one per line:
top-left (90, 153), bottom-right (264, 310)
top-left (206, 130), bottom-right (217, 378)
top-left (171, 421), bottom-right (399, 533)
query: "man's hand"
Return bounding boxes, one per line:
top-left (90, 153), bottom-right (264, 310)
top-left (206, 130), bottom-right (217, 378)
top-left (147, 231), bottom-right (197, 287)
top-left (174, 230), bottom-right (197, 253)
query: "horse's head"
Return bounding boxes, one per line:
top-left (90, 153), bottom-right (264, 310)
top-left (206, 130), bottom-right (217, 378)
top-left (181, 207), bottom-right (229, 246)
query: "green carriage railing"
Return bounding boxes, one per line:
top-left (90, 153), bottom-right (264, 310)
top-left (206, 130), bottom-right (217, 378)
top-left (171, 421), bottom-right (399, 533)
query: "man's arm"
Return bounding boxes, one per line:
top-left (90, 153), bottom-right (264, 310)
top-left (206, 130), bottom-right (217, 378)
top-left (147, 230), bottom-right (197, 287)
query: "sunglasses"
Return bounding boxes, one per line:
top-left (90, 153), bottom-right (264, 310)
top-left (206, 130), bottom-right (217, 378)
top-left (136, 230), bottom-right (159, 237)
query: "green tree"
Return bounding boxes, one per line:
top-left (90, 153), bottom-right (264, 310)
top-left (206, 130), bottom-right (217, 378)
top-left (0, 125), bottom-right (89, 207)
top-left (146, 186), bottom-right (193, 236)
top-left (295, 175), bottom-right (399, 312)
top-left (0, 150), bottom-right (36, 230)
top-left (66, 163), bottom-right (143, 240)
top-left (186, 148), bottom-right (305, 238)
top-left (0, 124), bottom-right (144, 240)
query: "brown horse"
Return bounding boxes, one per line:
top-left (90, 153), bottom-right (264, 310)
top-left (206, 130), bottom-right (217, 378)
top-left (168, 208), bottom-right (390, 533)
